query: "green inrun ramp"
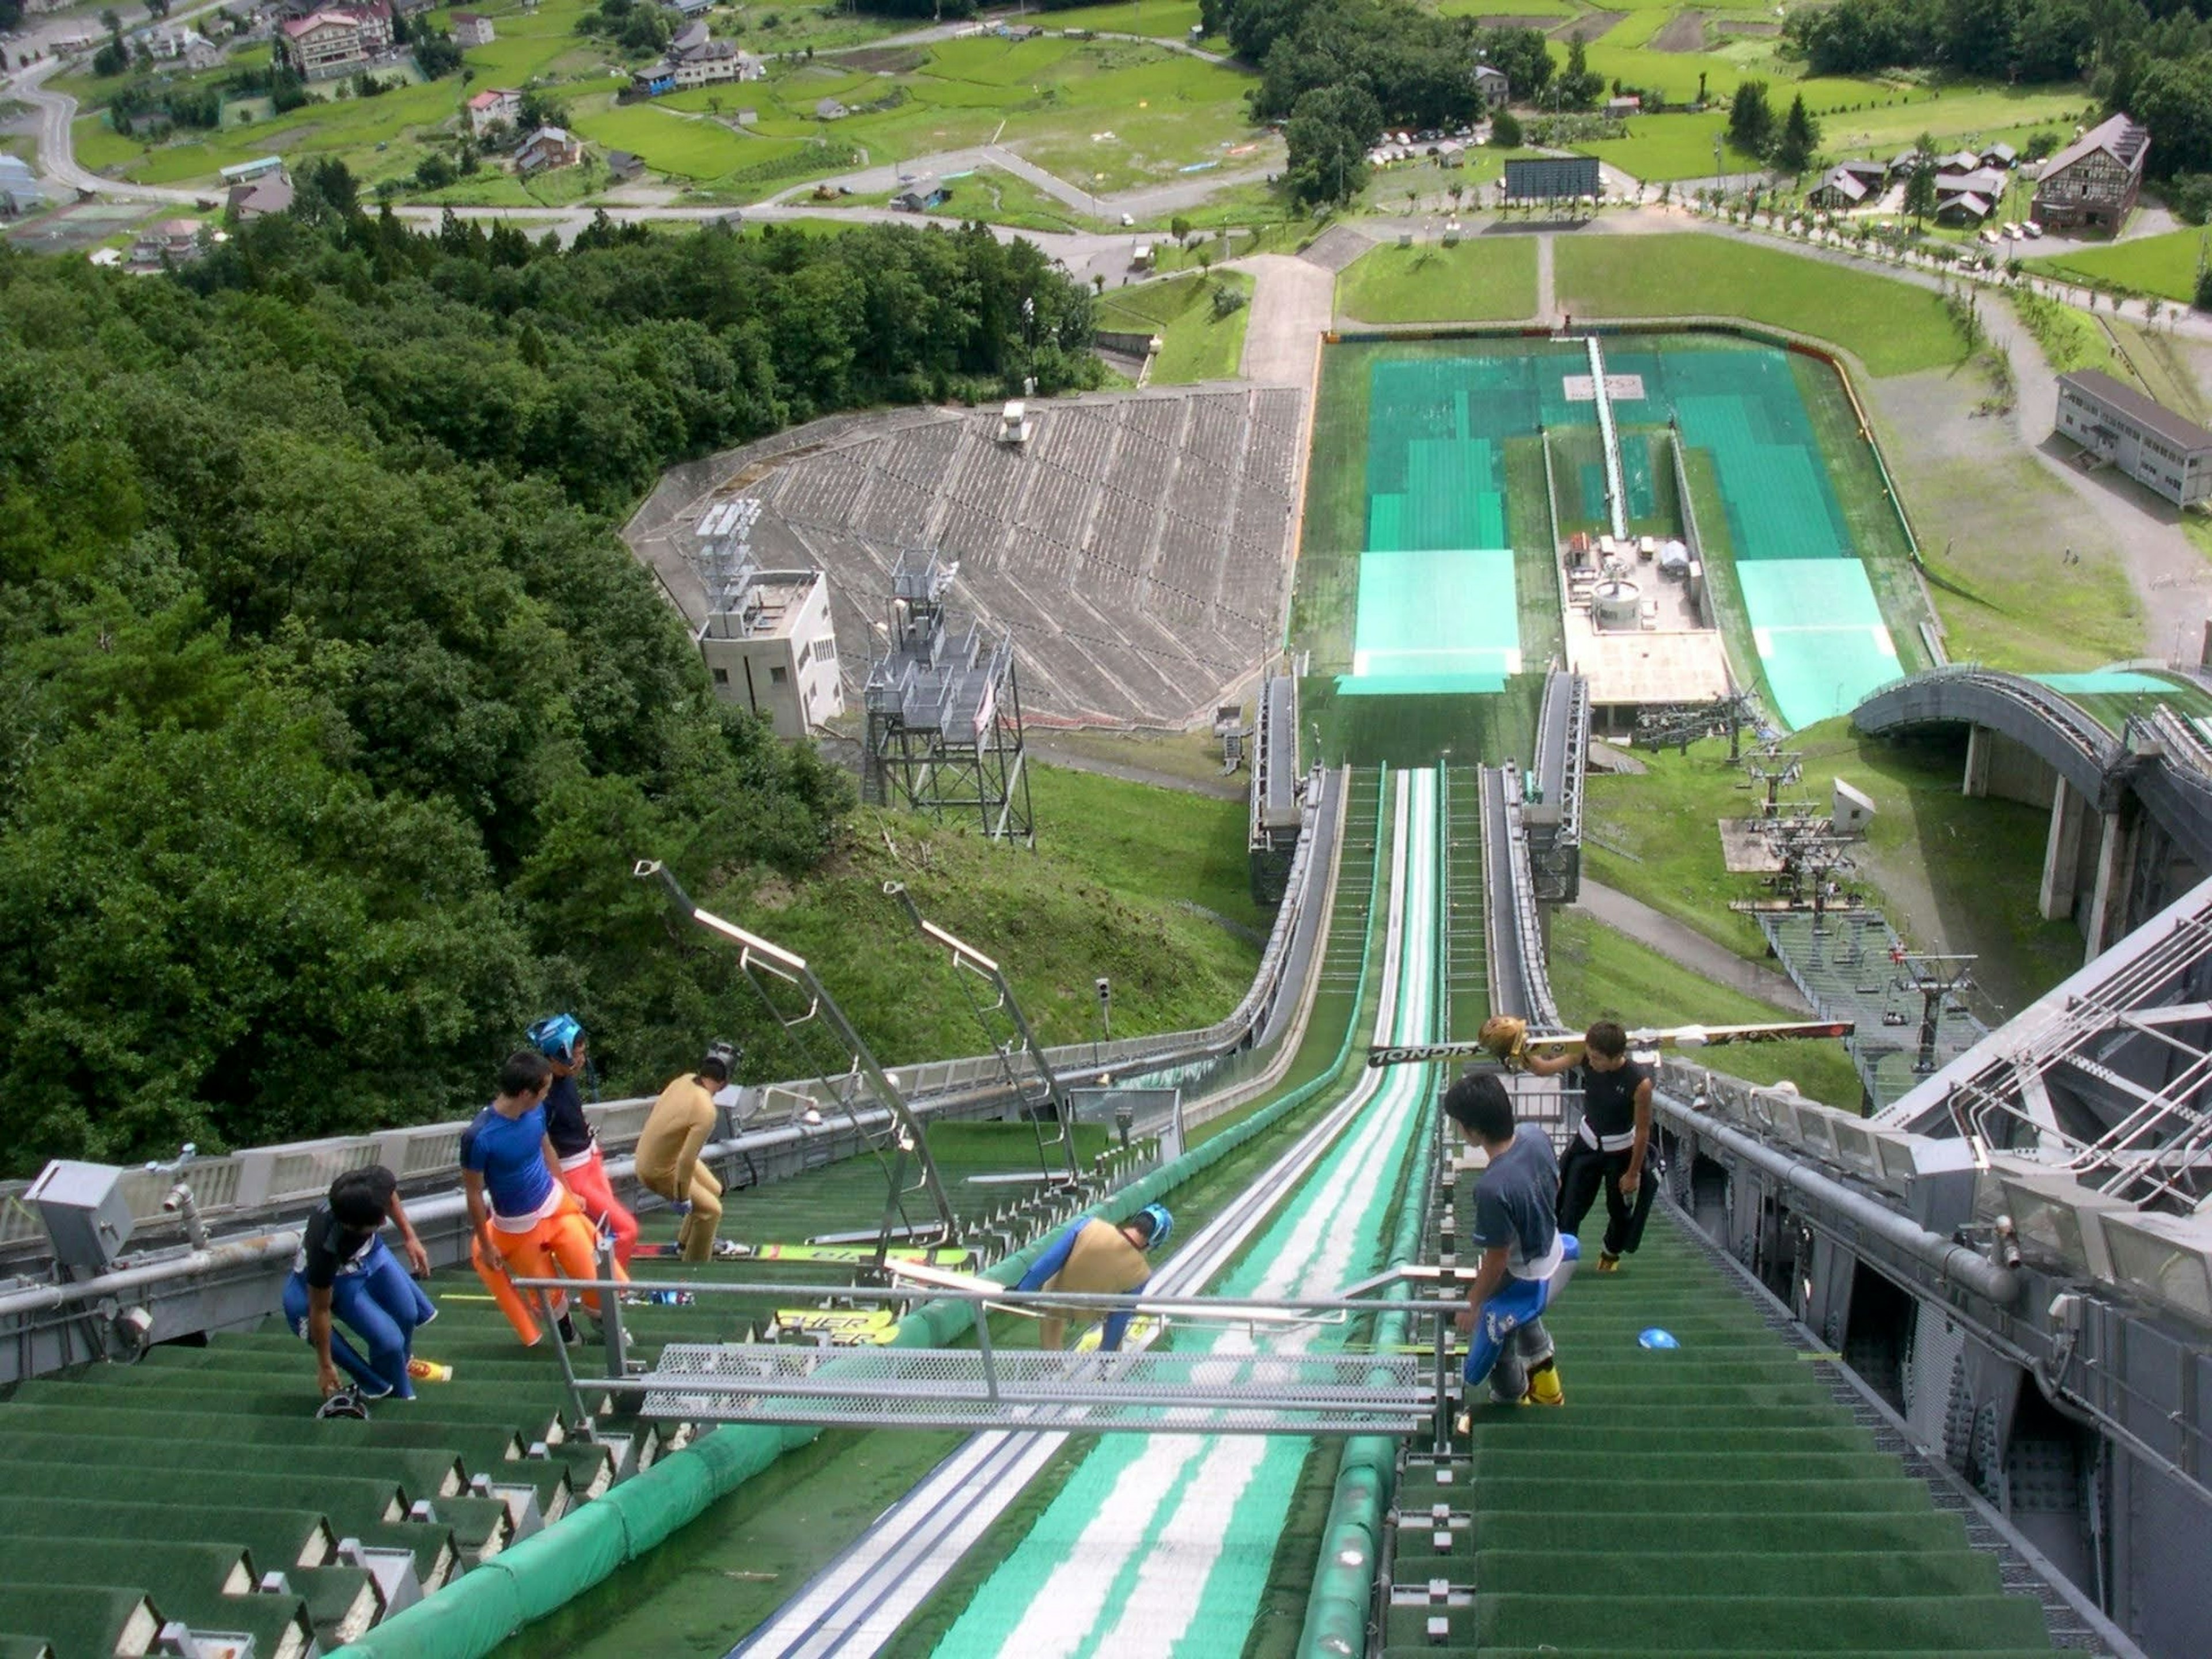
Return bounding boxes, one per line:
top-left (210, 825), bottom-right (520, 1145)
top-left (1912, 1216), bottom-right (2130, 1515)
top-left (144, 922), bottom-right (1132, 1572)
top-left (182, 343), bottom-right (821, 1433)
top-left (1384, 1220), bottom-right (2058, 1655)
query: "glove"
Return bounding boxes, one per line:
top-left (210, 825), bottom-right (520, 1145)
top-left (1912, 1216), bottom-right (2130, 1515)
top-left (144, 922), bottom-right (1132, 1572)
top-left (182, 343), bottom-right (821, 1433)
top-left (669, 1200), bottom-right (692, 1217)
top-left (1478, 1014), bottom-right (1528, 1066)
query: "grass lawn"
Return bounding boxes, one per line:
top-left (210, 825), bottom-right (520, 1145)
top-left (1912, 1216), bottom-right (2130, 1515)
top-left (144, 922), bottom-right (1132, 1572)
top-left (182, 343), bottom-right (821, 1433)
top-left (567, 99), bottom-right (760, 178)
top-left (1096, 268), bottom-right (1255, 382)
top-left (1037, 0), bottom-right (1218, 41)
top-left (2009, 289), bottom-right (2122, 379)
top-left (1334, 235), bottom-right (1539, 324)
top-left (699, 762), bottom-right (1266, 1076)
top-left (2105, 319), bottom-right (2212, 426)
top-left (1577, 112), bottom-right (1738, 184)
top-left (1551, 233), bottom-right (1967, 376)
top-left (1582, 724), bottom-right (2084, 1018)
top-left (2024, 228), bottom-right (2209, 305)
top-left (1817, 84), bottom-right (2089, 157)
top-left (1547, 910), bottom-right (1866, 1107)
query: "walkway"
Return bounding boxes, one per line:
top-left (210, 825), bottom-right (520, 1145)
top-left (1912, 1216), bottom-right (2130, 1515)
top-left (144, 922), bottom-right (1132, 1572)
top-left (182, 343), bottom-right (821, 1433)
top-left (1236, 253), bottom-right (1334, 385)
top-left (1574, 880), bottom-right (1813, 1013)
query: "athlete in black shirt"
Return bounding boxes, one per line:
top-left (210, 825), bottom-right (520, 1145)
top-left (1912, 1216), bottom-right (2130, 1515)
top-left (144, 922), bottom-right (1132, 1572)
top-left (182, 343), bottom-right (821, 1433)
top-left (281, 1165), bottom-right (443, 1399)
top-left (1524, 1020), bottom-right (1655, 1272)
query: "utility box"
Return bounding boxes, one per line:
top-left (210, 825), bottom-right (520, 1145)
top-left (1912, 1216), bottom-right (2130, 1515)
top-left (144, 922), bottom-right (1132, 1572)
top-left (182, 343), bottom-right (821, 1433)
top-left (1832, 778), bottom-right (1877, 835)
top-left (28, 1160), bottom-right (137, 1279)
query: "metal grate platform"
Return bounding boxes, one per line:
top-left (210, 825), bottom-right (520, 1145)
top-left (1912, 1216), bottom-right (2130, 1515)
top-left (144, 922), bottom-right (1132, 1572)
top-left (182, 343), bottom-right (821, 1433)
top-left (636, 1343), bottom-right (1430, 1435)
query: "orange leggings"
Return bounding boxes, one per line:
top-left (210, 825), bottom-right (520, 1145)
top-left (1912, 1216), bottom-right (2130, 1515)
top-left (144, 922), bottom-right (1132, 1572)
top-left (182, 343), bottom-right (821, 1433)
top-left (472, 1200), bottom-right (628, 1346)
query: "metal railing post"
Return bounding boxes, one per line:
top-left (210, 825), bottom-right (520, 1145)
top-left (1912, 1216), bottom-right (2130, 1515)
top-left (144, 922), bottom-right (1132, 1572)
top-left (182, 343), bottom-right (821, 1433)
top-left (535, 1286), bottom-right (590, 1427)
top-left (596, 1232), bottom-right (627, 1384)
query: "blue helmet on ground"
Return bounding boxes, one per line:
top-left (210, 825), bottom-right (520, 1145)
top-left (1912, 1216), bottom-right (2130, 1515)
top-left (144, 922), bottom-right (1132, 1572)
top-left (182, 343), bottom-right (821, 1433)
top-left (529, 1014), bottom-right (585, 1063)
top-left (1132, 1203), bottom-right (1173, 1250)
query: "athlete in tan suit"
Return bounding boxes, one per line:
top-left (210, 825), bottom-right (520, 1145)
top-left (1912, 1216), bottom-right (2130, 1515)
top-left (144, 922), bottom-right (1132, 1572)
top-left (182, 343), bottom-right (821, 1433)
top-left (635, 1045), bottom-right (735, 1262)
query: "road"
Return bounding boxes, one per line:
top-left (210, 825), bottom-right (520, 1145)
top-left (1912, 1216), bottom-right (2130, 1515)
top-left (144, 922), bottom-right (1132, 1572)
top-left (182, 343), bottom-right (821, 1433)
top-left (13, 53), bottom-right (204, 205)
top-left (770, 142), bottom-right (1277, 226)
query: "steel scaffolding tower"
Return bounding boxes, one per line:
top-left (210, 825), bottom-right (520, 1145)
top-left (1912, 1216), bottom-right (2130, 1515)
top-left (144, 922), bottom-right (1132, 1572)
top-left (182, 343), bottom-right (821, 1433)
top-left (861, 550), bottom-right (1033, 844)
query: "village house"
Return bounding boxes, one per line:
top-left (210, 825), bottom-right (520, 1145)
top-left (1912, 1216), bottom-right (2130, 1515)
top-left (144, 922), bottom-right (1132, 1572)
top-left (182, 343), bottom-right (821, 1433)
top-left (2033, 113), bottom-right (2150, 234)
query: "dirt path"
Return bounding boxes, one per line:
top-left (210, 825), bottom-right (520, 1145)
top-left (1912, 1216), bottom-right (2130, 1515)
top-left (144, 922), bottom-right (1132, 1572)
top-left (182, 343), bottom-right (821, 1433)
top-left (1536, 233), bottom-right (1558, 325)
top-left (1575, 880), bottom-right (1815, 1012)
top-left (1236, 253), bottom-right (1336, 385)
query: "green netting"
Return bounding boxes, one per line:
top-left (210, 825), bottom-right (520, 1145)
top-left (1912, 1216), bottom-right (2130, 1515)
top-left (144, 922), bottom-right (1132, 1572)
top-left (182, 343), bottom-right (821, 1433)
top-left (1343, 548), bottom-right (1519, 695)
top-left (1736, 559), bottom-right (1899, 727)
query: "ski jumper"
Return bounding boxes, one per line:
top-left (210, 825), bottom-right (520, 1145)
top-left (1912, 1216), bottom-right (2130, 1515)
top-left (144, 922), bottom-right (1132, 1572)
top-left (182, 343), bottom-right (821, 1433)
top-left (1557, 1056), bottom-right (1656, 1256)
top-left (1016, 1217), bottom-right (1152, 1351)
top-left (463, 1101), bottom-right (618, 1344)
top-left (283, 1203), bottom-right (436, 1399)
top-left (544, 1071), bottom-right (638, 1267)
top-left (635, 1074), bottom-right (724, 1263)
top-left (1465, 1123), bottom-right (1579, 1399)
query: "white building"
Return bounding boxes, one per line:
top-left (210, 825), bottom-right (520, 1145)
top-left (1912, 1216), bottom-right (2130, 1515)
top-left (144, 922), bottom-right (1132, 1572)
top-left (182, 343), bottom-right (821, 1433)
top-left (2055, 370), bottom-right (2212, 509)
top-left (450, 10), bottom-right (494, 44)
top-left (467, 86), bottom-right (522, 136)
top-left (672, 36), bottom-right (762, 86)
top-left (698, 569), bottom-right (844, 738)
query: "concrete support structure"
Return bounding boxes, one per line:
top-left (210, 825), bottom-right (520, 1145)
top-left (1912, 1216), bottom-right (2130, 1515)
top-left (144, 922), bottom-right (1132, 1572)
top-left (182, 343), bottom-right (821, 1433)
top-left (2084, 810), bottom-right (2131, 963)
top-left (2041, 776), bottom-right (2090, 921)
top-left (1963, 724), bottom-right (1991, 798)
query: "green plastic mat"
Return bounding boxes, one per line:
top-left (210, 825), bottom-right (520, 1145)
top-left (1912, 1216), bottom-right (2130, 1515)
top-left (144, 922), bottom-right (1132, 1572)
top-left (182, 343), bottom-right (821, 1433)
top-left (2030, 671), bottom-right (2177, 694)
top-left (1736, 559), bottom-right (1899, 728)
top-left (1344, 548), bottom-right (1520, 695)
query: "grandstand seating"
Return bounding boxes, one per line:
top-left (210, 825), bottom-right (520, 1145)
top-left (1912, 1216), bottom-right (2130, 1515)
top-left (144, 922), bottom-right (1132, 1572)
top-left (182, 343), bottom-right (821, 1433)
top-left (624, 388), bottom-right (1306, 725)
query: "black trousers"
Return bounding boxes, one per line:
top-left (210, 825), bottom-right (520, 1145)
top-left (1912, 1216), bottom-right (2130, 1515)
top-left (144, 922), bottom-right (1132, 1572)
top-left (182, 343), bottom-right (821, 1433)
top-left (1556, 1137), bottom-right (1655, 1257)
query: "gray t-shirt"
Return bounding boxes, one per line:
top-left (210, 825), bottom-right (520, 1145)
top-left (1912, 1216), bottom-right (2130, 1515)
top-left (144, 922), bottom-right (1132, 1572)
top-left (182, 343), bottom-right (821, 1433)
top-left (1469, 1123), bottom-right (1563, 1281)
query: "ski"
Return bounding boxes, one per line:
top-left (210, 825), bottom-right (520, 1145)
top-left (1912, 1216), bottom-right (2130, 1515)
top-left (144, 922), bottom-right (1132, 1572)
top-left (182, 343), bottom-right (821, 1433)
top-left (770, 1308), bottom-right (903, 1346)
top-left (1368, 1019), bottom-right (1855, 1068)
top-left (632, 1243), bottom-right (976, 1268)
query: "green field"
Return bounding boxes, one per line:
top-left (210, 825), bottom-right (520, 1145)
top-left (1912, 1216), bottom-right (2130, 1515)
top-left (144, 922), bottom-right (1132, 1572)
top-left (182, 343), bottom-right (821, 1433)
top-left (726, 33), bottom-right (1264, 198)
top-left (1582, 724), bottom-right (2083, 1015)
top-left (58, 4), bottom-right (1263, 201)
top-left (1577, 111), bottom-right (1737, 184)
top-left (1096, 269), bottom-right (1255, 382)
top-left (2025, 228), bottom-right (2210, 304)
top-left (1335, 236), bottom-right (1539, 323)
top-left (1551, 234), bottom-right (1966, 376)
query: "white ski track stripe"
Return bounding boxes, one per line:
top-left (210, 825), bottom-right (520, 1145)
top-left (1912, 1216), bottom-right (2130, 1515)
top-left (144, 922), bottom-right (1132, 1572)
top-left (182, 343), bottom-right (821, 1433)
top-left (1091, 774), bottom-right (1438, 1653)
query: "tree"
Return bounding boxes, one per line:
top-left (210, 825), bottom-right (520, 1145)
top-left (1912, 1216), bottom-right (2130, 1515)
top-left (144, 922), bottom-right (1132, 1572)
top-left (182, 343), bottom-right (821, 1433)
top-left (1727, 79), bottom-right (1774, 157)
top-left (2133, 56), bottom-right (2212, 179)
top-left (1490, 108), bottom-right (1522, 149)
top-left (1775, 92), bottom-right (1819, 175)
top-left (1283, 82), bottom-right (1381, 209)
top-left (1169, 214), bottom-right (1191, 245)
top-left (92, 36), bottom-right (127, 76)
top-left (1904, 132), bottom-right (1938, 224)
top-left (2196, 262), bottom-right (2212, 313)
top-left (1557, 32), bottom-right (1603, 109)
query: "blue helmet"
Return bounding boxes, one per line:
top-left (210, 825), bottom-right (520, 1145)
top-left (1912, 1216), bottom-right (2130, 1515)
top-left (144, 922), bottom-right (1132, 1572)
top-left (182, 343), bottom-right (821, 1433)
top-left (1132, 1203), bottom-right (1173, 1250)
top-left (528, 1014), bottom-right (585, 1063)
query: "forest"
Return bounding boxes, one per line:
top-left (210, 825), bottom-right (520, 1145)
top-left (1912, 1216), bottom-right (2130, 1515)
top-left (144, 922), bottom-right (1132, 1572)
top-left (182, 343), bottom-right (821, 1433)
top-left (0, 170), bottom-right (1101, 1175)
